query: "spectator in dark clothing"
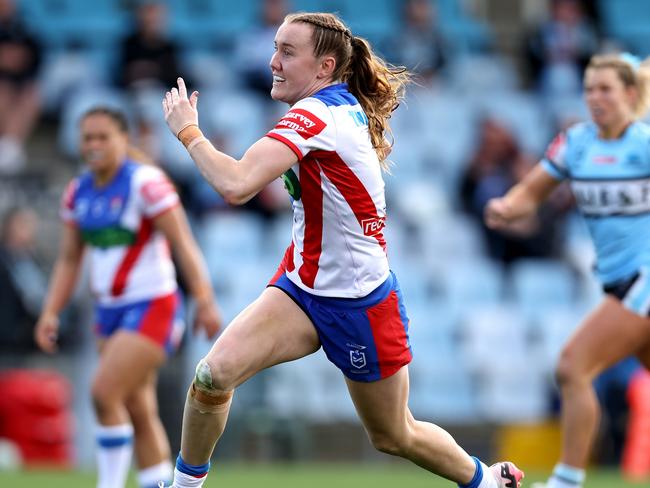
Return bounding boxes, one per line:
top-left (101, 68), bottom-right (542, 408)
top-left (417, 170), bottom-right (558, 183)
top-left (525, 0), bottom-right (598, 97)
top-left (461, 116), bottom-right (570, 265)
top-left (0, 0), bottom-right (42, 173)
top-left (118, 1), bottom-right (182, 91)
top-left (0, 207), bottom-right (47, 352)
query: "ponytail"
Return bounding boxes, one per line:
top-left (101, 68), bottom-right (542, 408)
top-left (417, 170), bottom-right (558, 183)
top-left (285, 12), bottom-right (411, 169)
top-left (345, 36), bottom-right (410, 167)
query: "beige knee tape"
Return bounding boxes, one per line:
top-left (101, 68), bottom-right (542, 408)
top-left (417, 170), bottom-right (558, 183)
top-left (187, 383), bottom-right (233, 414)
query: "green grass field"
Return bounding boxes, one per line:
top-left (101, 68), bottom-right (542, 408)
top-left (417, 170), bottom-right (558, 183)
top-left (0, 464), bottom-right (644, 488)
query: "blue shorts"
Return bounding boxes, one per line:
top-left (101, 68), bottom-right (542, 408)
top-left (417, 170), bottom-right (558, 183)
top-left (95, 291), bottom-right (185, 356)
top-left (269, 272), bottom-right (412, 382)
top-left (604, 267), bottom-right (650, 317)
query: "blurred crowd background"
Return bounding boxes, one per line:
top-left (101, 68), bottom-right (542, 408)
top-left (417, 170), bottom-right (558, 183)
top-left (1, 0), bottom-right (650, 474)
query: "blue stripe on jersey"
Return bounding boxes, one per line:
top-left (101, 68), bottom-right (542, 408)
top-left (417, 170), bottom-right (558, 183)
top-left (311, 83), bottom-right (358, 107)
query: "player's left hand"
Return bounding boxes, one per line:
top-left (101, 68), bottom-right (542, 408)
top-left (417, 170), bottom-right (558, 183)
top-left (162, 77), bottom-right (199, 137)
top-left (193, 297), bottom-right (223, 340)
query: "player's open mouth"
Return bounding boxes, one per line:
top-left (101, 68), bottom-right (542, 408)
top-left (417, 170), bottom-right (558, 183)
top-left (273, 75), bottom-right (286, 83)
top-left (86, 151), bottom-right (105, 163)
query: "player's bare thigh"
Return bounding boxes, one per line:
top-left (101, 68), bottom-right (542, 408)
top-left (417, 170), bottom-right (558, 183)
top-left (345, 366), bottom-right (410, 437)
top-left (201, 286), bottom-right (321, 389)
top-left (558, 295), bottom-right (650, 380)
top-left (93, 331), bottom-right (166, 403)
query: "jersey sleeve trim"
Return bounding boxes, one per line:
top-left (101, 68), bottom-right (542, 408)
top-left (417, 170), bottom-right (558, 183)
top-left (541, 158), bottom-right (568, 180)
top-left (149, 200), bottom-right (181, 220)
top-left (265, 132), bottom-right (304, 160)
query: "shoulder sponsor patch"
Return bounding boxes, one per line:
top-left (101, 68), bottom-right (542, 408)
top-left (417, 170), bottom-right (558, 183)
top-left (141, 176), bottom-right (175, 205)
top-left (274, 108), bottom-right (326, 140)
top-left (546, 132), bottom-right (567, 163)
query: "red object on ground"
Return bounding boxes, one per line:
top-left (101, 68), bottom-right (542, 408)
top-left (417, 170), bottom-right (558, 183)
top-left (0, 369), bottom-right (74, 467)
top-left (622, 369), bottom-right (650, 481)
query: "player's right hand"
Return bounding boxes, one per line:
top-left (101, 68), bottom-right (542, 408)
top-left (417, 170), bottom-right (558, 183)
top-left (194, 298), bottom-right (223, 341)
top-left (35, 313), bottom-right (59, 354)
top-left (484, 197), bottom-right (513, 230)
top-left (162, 77), bottom-right (199, 138)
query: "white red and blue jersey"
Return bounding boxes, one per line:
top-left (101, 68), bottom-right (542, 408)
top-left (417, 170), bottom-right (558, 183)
top-left (60, 160), bottom-right (180, 305)
top-left (266, 83), bottom-right (389, 298)
top-left (541, 121), bottom-right (650, 285)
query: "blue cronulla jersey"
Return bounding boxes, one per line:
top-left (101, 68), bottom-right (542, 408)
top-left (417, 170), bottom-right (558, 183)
top-left (541, 121), bottom-right (650, 285)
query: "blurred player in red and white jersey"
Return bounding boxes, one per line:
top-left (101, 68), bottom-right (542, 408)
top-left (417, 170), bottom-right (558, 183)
top-left (160, 11), bottom-right (523, 488)
top-left (34, 107), bottom-right (222, 488)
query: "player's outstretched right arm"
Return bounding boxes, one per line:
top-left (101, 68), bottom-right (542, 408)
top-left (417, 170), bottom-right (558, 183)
top-left (35, 224), bottom-right (84, 353)
top-left (484, 164), bottom-right (560, 231)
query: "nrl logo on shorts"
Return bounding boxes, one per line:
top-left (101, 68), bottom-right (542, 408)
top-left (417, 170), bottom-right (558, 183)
top-left (348, 343), bottom-right (367, 369)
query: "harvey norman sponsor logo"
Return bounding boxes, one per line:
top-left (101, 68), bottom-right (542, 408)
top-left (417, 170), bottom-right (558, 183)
top-left (275, 108), bottom-right (326, 140)
top-left (572, 178), bottom-right (650, 216)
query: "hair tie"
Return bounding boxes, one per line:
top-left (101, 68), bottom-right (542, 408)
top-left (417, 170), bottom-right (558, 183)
top-left (620, 52), bottom-right (641, 71)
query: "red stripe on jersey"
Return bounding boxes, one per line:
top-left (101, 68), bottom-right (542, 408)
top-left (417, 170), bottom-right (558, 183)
top-left (138, 293), bottom-right (176, 346)
top-left (286, 240), bottom-right (295, 272)
top-left (269, 242), bottom-right (295, 285)
top-left (366, 290), bottom-right (411, 379)
top-left (318, 151), bottom-right (387, 252)
top-left (266, 132), bottom-right (303, 160)
top-left (111, 218), bottom-right (154, 296)
top-left (298, 158), bottom-right (323, 288)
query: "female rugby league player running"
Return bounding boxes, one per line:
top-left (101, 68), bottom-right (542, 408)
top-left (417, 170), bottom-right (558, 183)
top-left (160, 11), bottom-right (523, 488)
top-left (486, 53), bottom-right (650, 488)
top-left (35, 107), bottom-right (222, 488)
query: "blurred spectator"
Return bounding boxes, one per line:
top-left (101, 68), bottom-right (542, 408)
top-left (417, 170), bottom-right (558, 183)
top-left (117, 0), bottom-right (185, 124)
top-left (460, 116), bottom-right (569, 264)
top-left (118, 0), bottom-right (181, 92)
top-left (386, 0), bottom-right (447, 84)
top-left (525, 0), bottom-right (598, 97)
top-left (233, 0), bottom-right (288, 99)
top-left (0, 0), bottom-right (42, 173)
top-left (0, 207), bottom-right (47, 353)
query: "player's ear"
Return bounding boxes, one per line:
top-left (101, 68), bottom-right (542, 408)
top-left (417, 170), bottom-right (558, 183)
top-left (318, 55), bottom-right (336, 79)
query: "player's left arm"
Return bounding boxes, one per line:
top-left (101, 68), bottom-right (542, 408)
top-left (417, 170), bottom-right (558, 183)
top-left (187, 135), bottom-right (298, 205)
top-left (154, 205), bottom-right (223, 339)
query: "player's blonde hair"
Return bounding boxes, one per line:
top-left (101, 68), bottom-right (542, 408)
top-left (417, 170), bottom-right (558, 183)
top-left (587, 54), bottom-right (650, 120)
top-left (285, 12), bottom-right (411, 168)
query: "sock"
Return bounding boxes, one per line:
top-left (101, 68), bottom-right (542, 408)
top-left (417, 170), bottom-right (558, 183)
top-left (138, 460), bottom-right (173, 488)
top-left (172, 455), bottom-right (210, 488)
top-left (95, 423), bottom-right (134, 488)
top-left (459, 457), bottom-right (485, 488)
top-left (547, 463), bottom-right (585, 488)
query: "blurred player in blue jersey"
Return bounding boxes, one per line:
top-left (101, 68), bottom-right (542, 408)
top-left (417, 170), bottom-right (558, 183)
top-left (34, 107), bottom-right (222, 488)
top-left (486, 53), bottom-right (650, 488)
